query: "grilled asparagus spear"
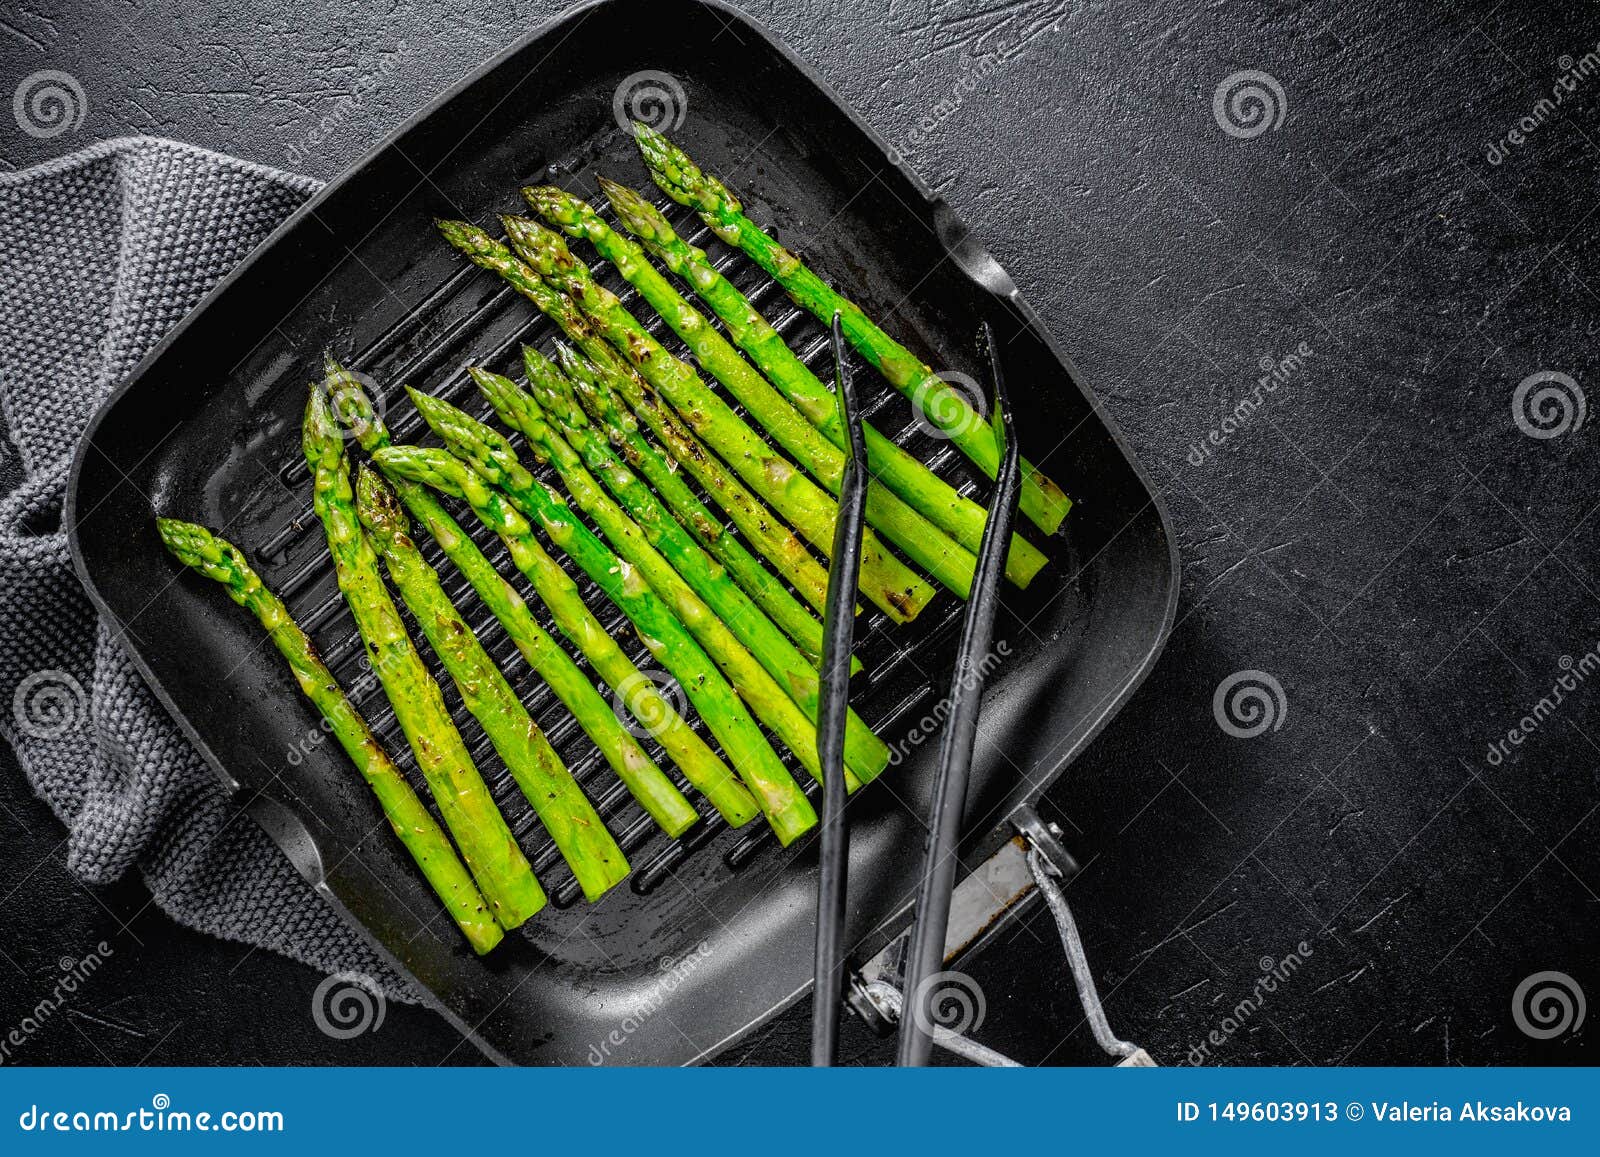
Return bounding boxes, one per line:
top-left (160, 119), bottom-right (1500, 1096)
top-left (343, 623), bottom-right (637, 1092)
top-left (303, 385), bottom-right (544, 928)
top-left (547, 344), bottom-right (835, 667)
top-left (498, 213), bottom-right (935, 624)
top-left (590, 177), bottom-right (1049, 588)
top-left (434, 219), bottom-right (833, 616)
top-left (373, 444), bottom-right (817, 846)
top-left (321, 360), bottom-right (739, 833)
top-left (156, 518), bottom-right (503, 954)
top-left (355, 466), bottom-right (628, 901)
top-left (633, 122), bottom-right (1072, 536)
top-left (472, 358), bottom-right (887, 785)
top-left (410, 383), bottom-right (860, 790)
top-left (523, 184), bottom-right (983, 598)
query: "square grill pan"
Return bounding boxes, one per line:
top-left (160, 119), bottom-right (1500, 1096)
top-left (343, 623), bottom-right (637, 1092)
top-left (66, 0), bottom-right (1178, 1065)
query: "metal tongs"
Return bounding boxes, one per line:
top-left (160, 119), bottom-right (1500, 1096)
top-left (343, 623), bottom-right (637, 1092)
top-left (811, 320), bottom-right (1148, 1068)
top-left (893, 320), bottom-right (1020, 1067)
top-left (810, 318), bottom-right (1019, 1066)
top-left (811, 314), bottom-right (869, 1066)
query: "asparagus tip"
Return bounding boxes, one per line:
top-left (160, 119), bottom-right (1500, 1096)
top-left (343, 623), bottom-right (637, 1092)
top-left (157, 516), bottom-right (235, 573)
top-left (353, 462), bottom-right (405, 537)
top-left (551, 342), bottom-right (590, 383)
top-left (501, 213), bottom-right (559, 257)
top-left (435, 217), bottom-right (486, 252)
top-left (597, 175), bottom-right (668, 241)
top-left (521, 342), bottom-right (560, 380)
top-left (631, 123), bottom-right (739, 214)
top-left (521, 184), bottom-right (573, 220)
top-left (402, 383), bottom-right (440, 418)
top-left (302, 379), bottom-right (340, 461)
top-left (631, 119), bottom-right (662, 149)
top-left (352, 460), bottom-right (380, 508)
top-left (155, 516), bottom-right (198, 556)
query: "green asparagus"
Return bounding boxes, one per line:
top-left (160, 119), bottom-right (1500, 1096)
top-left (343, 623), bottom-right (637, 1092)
top-left (434, 218), bottom-right (834, 617)
top-left (498, 213), bottom-right (936, 624)
top-left (592, 177), bottom-right (1050, 588)
top-left (355, 466), bottom-right (629, 902)
top-left (410, 383), bottom-right (863, 790)
top-left (321, 359), bottom-right (740, 833)
top-left (303, 385), bottom-right (545, 928)
top-left (477, 356), bottom-right (887, 785)
top-left (550, 342), bottom-right (846, 669)
top-left (156, 518), bottom-right (503, 954)
top-left (523, 184), bottom-right (984, 599)
top-left (633, 122), bottom-right (1073, 537)
top-left (373, 444), bottom-right (817, 846)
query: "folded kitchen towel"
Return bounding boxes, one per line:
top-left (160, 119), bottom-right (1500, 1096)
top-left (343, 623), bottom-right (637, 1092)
top-left (0, 137), bottom-right (412, 999)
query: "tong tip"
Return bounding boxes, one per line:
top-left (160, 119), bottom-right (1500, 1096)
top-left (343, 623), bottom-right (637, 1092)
top-left (831, 311), bottom-right (859, 444)
top-left (978, 319), bottom-right (1014, 456)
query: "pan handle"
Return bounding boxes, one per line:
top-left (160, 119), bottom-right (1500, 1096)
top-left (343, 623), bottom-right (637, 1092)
top-left (847, 813), bottom-right (1153, 1066)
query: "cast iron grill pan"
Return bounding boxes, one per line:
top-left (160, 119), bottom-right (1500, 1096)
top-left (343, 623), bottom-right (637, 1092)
top-left (66, 0), bottom-right (1177, 1065)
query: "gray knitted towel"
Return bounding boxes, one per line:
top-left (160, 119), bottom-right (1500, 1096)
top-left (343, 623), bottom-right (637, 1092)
top-left (0, 137), bottom-right (408, 996)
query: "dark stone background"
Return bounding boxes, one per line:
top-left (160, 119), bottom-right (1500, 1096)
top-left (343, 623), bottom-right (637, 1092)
top-left (1, 0), bottom-right (1595, 1066)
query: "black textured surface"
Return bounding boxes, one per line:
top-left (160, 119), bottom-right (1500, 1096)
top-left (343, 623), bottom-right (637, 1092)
top-left (2, 0), bottom-right (1596, 1066)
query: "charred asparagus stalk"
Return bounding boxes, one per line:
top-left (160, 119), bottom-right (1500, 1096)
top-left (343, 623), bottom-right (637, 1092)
top-left (373, 444), bottom-right (817, 845)
top-left (321, 360), bottom-right (743, 833)
top-left (303, 385), bottom-right (544, 928)
top-left (156, 518), bottom-right (503, 954)
top-left (498, 213), bottom-right (936, 624)
top-left (523, 184), bottom-right (985, 598)
top-left (474, 356), bottom-right (887, 784)
top-left (550, 344), bottom-right (836, 667)
top-left (410, 383), bottom-right (863, 790)
top-left (590, 177), bottom-right (1050, 587)
top-left (434, 218), bottom-right (834, 616)
top-left (633, 122), bottom-right (1072, 536)
top-left (355, 467), bottom-right (628, 901)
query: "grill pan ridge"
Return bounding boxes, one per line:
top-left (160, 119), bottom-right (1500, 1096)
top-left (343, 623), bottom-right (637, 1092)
top-left (65, 0), bottom-right (1178, 1065)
